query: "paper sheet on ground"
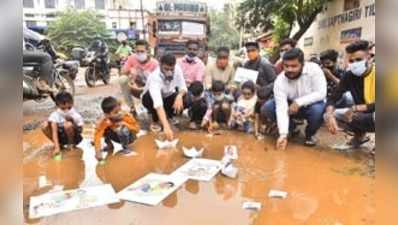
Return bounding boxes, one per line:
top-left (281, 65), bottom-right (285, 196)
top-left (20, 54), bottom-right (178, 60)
top-left (155, 139), bottom-right (179, 149)
top-left (224, 145), bottom-right (238, 160)
top-left (29, 184), bottom-right (119, 219)
top-left (172, 158), bottom-right (222, 181)
top-left (234, 67), bottom-right (259, 83)
top-left (182, 147), bottom-right (204, 158)
top-left (242, 201), bottom-right (262, 210)
top-left (117, 173), bottom-right (187, 206)
top-left (268, 190), bottom-right (288, 199)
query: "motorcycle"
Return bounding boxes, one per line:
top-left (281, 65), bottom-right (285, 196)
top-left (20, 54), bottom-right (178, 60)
top-left (83, 51), bottom-right (111, 87)
top-left (23, 60), bottom-right (75, 102)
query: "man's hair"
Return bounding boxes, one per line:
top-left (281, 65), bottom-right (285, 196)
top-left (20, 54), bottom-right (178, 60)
top-left (280, 38), bottom-right (297, 48)
top-left (345, 40), bottom-right (370, 54)
top-left (216, 47), bottom-right (230, 56)
top-left (244, 41), bottom-right (259, 49)
top-left (189, 81), bottom-right (204, 97)
top-left (101, 96), bottom-right (119, 114)
top-left (283, 48), bottom-right (305, 65)
top-left (320, 49), bottom-right (339, 62)
top-left (55, 91), bottom-right (73, 105)
top-left (241, 80), bottom-right (256, 93)
top-left (256, 86), bottom-right (269, 100)
top-left (186, 40), bottom-right (200, 48)
top-left (160, 53), bottom-right (176, 66)
top-left (135, 39), bottom-right (148, 49)
top-left (211, 80), bottom-right (225, 92)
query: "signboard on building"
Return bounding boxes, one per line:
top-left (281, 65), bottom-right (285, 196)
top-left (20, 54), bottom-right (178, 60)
top-left (340, 27), bottom-right (362, 43)
top-left (304, 37), bottom-right (314, 46)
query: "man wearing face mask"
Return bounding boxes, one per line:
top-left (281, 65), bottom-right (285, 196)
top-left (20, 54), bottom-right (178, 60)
top-left (119, 40), bottom-right (159, 113)
top-left (262, 48), bottom-right (327, 150)
top-left (324, 40), bottom-right (375, 149)
top-left (243, 42), bottom-right (276, 98)
top-left (204, 47), bottom-right (236, 91)
top-left (142, 53), bottom-right (188, 140)
top-left (178, 40), bottom-right (206, 86)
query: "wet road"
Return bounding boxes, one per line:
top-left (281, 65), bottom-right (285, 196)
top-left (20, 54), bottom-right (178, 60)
top-left (23, 69), bottom-right (375, 225)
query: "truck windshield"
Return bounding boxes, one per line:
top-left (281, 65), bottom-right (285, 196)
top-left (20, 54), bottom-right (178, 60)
top-left (158, 20), bottom-right (205, 36)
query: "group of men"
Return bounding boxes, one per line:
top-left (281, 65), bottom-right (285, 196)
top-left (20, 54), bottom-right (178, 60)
top-left (115, 38), bottom-right (375, 151)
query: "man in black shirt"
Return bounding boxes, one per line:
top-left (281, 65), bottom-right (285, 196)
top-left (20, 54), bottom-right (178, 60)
top-left (320, 49), bottom-right (353, 108)
top-left (243, 42), bottom-right (276, 99)
top-left (324, 40), bottom-right (375, 148)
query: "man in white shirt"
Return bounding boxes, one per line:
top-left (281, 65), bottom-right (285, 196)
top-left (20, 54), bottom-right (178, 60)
top-left (142, 53), bottom-right (188, 140)
top-left (261, 48), bottom-right (327, 150)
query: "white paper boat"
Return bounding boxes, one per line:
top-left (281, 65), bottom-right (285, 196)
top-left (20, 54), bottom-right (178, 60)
top-left (182, 147), bottom-right (204, 158)
top-left (136, 129), bottom-right (148, 138)
top-left (224, 145), bottom-right (238, 160)
top-left (242, 201), bottom-right (262, 210)
top-left (268, 190), bottom-right (288, 199)
top-left (221, 164), bottom-right (238, 178)
top-left (155, 139), bottom-right (179, 149)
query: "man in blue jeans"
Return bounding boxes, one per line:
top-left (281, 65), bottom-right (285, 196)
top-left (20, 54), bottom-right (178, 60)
top-left (261, 48), bottom-right (327, 150)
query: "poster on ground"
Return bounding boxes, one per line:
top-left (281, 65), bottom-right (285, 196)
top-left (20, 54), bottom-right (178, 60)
top-left (172, 158), bottom-right (222, 182)
top-left (117, 173), bottom-right (188, 206)
top-left (29, 184), bottom-right (119, 219)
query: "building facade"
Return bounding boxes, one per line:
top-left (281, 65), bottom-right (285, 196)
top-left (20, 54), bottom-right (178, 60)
top-left (297, 0), bottom-right (375, 58)
top-left (22, 0), bottom-right (153, 40)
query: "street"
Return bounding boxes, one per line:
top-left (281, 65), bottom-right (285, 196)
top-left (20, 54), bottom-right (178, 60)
top-left (22, 68), bottom-right (375, 225)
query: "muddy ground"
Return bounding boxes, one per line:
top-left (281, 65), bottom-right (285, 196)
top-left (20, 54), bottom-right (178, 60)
top-left (23, 69), bottom-right (375, 225)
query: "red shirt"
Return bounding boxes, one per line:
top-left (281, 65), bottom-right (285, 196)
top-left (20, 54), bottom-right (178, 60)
top-left (123, 54), bottom-right (159, 76)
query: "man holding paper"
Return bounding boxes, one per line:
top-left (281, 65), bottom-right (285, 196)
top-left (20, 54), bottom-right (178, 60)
top-left (242, 41), bottom-right (276, 99)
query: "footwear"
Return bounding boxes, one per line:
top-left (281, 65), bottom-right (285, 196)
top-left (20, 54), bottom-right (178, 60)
top-left (36, 80), bottom-right (57, 94)
top-left (119, 148), bottom-right (135, 156)
top-left (347, 136), bottom-right (370, 148)
top-left (189, 122), bottom-right (198, 129)
top-left (304, 136), bottom-right (318, 147)
top-left (150, 123), bottom-right (162, 132)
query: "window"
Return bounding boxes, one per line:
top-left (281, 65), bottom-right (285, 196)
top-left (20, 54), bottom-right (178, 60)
top-left (344, 0), bottom-right (360, 11)
top-left (46, 13), bottom-right (56, 18)
top-left (23, 0), bottom-right (34, 8)
top-left (304, 37), bottom-right (314, 47)
top-left (45, 0), bottom-right (56, 8)
top-left (24, 13), bottom-right (35, 17)
top-left (112, 22), bottom-right (117, 29)
top-left (95, 0), bottom-right (105, 9)
top-left (75, 0), bottom-right (85, 9)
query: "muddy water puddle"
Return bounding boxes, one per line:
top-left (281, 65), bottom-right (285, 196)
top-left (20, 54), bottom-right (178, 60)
top-left (23, 130), bottom-right (374, 225)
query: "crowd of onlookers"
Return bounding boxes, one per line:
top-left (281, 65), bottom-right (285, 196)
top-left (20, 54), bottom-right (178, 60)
top-left (41, 37), bottom-right (376, 161)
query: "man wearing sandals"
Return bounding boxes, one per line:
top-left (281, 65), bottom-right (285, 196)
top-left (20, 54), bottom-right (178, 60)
top-left (324, 40), bottom-right (375, 149)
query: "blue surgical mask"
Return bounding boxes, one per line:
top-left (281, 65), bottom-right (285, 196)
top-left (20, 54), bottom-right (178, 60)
top-left (349, 60), bottom-right (368, 77)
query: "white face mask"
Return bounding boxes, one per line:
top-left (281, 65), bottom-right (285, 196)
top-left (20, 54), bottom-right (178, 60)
top-left (57, 108), bottom-right (71, 116)
top-left (136, 53), bottom-right (147, 62)
top-left (349, 60), bottom-right (368, 77)
top-left (214, 93), bottom-right (225, 101)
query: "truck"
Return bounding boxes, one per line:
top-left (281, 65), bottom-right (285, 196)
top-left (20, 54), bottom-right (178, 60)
top-left (151, 0), bottom-right (210, 58)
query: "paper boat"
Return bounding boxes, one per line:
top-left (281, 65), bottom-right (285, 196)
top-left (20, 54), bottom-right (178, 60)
top-left (182, 147), bottom-right (204, 158)
top-left (268, 190), bottom-right (288, 199)
top-left (224, 145), bottom-right (238, 160)
top-left (221, 164), bottom-right (239, 178)
top-left (242, 201), bottom-right (262, 210)
top-left (155, 139), bottom-right (179, 149)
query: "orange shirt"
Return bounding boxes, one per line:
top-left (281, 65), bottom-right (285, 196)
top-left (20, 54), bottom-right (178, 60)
top-left (94, 112), bottom-right (140, 151)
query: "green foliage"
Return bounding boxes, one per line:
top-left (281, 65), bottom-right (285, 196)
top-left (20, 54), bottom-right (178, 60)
top-left (208, 9), bottom-right (240, 51)
top-left (47, 9), bottom-right (110, 56)
top-left (236, 0), bottom-right (330, 40)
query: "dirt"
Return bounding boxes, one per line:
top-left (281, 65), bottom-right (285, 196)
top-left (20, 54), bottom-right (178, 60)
top-left (22, 69), bottom-right (375, 225)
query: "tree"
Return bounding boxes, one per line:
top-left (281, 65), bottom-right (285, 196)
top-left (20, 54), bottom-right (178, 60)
top-left (208, 5), bottom-right (240, 51)
top-left (47, 9), bottom-right (110, 55)
top-left (236, 0), bottom-right (331, 49)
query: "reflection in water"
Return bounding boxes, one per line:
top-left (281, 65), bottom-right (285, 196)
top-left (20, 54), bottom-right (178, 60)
top-left (23, 130), bottom-right (374, 225)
